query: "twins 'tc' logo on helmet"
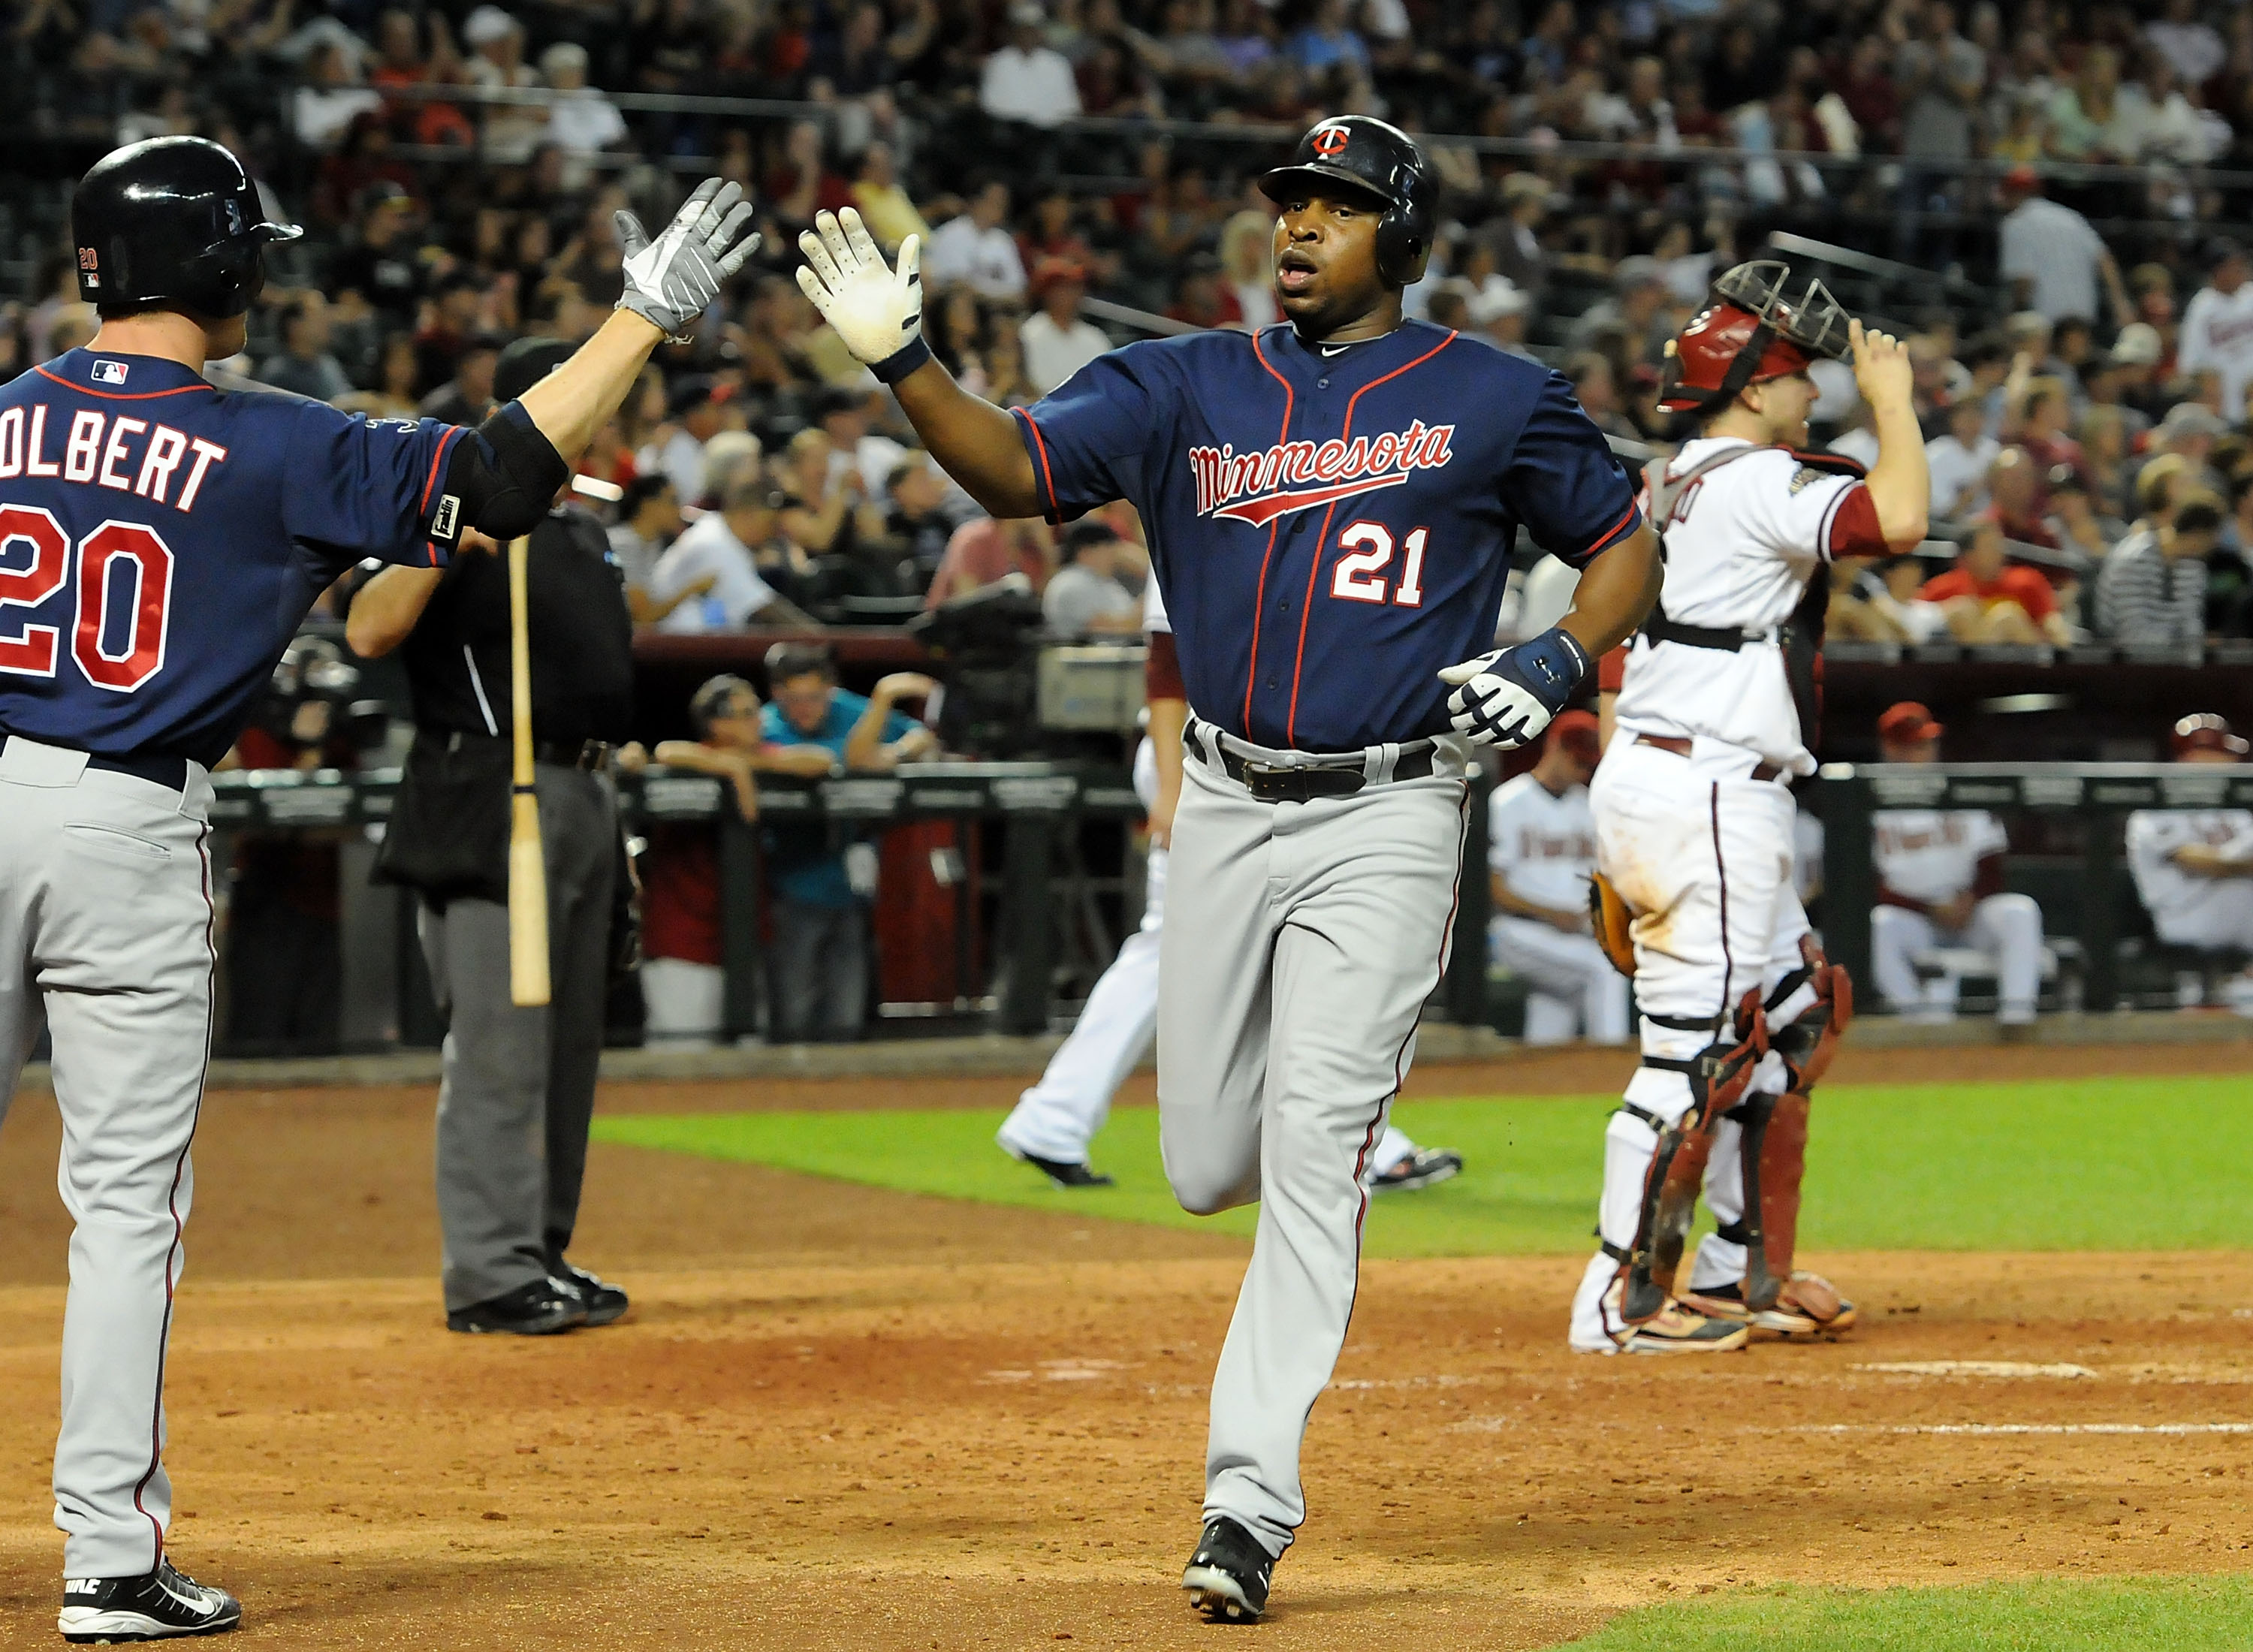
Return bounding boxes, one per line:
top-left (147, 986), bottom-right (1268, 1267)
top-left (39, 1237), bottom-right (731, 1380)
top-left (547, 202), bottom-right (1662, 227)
top-left (1311, 124), bottom-right (1350, 158)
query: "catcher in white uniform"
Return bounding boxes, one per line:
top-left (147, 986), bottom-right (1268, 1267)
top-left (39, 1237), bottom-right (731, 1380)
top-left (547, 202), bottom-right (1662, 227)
top-left (2126, 713), bottom-right (2253, 1006)
top-left (1487, 710), bottom-right (1631, 1045)
top-left (1868, 701), bottom-right (2044, 1024)
top-left (996, 581), bottom-right (1463, 1192)
top-left (1570, 262), bottom-right (1930, 1354)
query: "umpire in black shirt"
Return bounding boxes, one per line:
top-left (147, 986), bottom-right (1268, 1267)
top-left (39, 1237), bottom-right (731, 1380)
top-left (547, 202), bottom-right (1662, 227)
top-left (346, 337), bottom-right (635, 1335)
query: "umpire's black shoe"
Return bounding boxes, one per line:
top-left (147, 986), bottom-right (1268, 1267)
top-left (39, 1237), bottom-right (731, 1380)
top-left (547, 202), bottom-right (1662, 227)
top-left (550, 1260), bottom-right (630, 1327)
top-left (1020, 1152), bottom-right (1115, 1189)
top-left (445, 1277), bottom-right (587, 1336)
top-left (1182, 1516), bottom-right (1275, 1623)
top-left (59, 1558), bottom-right (240, 1641)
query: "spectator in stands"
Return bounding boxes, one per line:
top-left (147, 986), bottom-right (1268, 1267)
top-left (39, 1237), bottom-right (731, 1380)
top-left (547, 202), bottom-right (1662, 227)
top-left (1219, 208), bottom-right (1278, 331)
top-left (2125, 714), bottom-right (2253, 1011)
top-left (1166, 252), bottom-right (1243, 330)
top-left (541, 43), bottom-right (627, 162)
top-left (1491, 173), bottom-right (1555, 306)
top-left (759, 644), bottom-right (938, 1042)
top-left (1996, 165), bottom-right (2128, 326)
top-left (2046, 467), bottom-right (2122, 566)
top-left (923, 177), bottom-right (1027, 303)
top-left (258, 294), bottom-right (353, 404)
top-left (2074, 404), bottom-right (2139, 517)
top-left (1926, 396), bottom-right (1999, 521)
top-left (815, 385), bottom-right (906, 499)
top-left (650, 378), bottom-right (737, 504)
top-left (1021, 258), bottom-right (1111, 395)
top-left (294, 41), bottom-right (385, 151)
top-left (1895, 2), bottom-right (1985, 261)
top-left (2179, 239), bottom-right (2253, 424)
top-left (640, 675), bottom-right (837, 1045)
top-left (981, 2), bottom-right (1081, 128)
top-left (608, 474), bottom-right (712, 626)
top-left (338, 330), bottom-right (422, 420)
top-left (882, 454), bottom-right (964, 585)
top-left (1564, 352), bottom-right (1641, 445)
top-left (849, 141), bottom-right (929, 253)
top-left (1922, 517), bottom-right (2074, 645)
top-left (328, 183), bottom-right (423, 327)
top-left (1829, 552), bottom-right (1953, 645)
top-left (1868, 702), bottom-right (2045, 1026)
top-left (2096, 491), bottom-right (2224, 646)
top-left (1042, 520), bottom-right (1142, 636)
top-left (2155, 402), bottom-right (2227, 478)
top-left (925, 515), bottom-right (1054, 607)
top-left (1567, 255), bottom-right (1670, 363)
top-left (650, 469), bottom-right (822, 634)
top-left (2147, 0), bottom-right (2224, 86)
top-left (463, 5), bottom-right (547, 164)
top-left (417, 332), bottom-right (501, 425)
top-left (1473, 282), bottom-right (1534, 360)
top-left (1986, 445), bottom-right (2060, 548)
top-left (778, 427), bottom-right (882, 560)
top-left (2003, 376), bottom-right (2085, 492)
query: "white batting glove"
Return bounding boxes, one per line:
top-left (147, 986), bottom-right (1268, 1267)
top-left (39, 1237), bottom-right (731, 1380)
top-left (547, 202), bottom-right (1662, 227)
top-left (1437, 626), bottom-right (1590, 751)
top-left (615, 179), bottom-right (761, 343)
top-left (795, 209), bottom-right (927, 381)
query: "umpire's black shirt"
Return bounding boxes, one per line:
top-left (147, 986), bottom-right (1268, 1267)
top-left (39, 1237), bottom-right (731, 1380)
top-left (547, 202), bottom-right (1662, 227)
top-left (400, 503), bottom-right (634, 746)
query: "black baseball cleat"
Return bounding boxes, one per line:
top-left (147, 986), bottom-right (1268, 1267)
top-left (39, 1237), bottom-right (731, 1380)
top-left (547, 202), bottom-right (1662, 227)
top-left (1018, 1152), bottom-right (1115, 1189)
top-left (549, 1259), bottom-right (630, 1327)
top-left (1182, 1516), bottom-right (1275, 1623)
top-left (59, 1559), bottom-right (240, 1641)
top-left (445, 1277), bottom-right (587, 1336)
top-left (1368, 1147), bottom-right (1463, 1193)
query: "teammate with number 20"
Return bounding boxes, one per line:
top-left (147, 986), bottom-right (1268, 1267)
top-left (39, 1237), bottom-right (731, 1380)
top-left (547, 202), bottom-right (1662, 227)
top-left (796, 116), bottom-right (1661, 1622)
top-left (0, 137), bottom-right (756, 1643)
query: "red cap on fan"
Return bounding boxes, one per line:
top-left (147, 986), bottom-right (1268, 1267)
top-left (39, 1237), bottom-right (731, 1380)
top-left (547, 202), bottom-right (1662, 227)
top-left (1878, 701), bottom-right (1944, 745)
top-left (1547, 709), bottom-right (1602, 763)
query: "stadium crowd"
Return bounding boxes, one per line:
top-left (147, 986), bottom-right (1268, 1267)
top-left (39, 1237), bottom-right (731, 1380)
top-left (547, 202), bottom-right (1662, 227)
top-left (13, 0), bottom-right (2253, 1045)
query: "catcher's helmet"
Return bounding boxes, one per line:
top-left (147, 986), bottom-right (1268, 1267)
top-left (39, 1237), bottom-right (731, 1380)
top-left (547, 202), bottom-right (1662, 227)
top-left (1658, 261), bottom-right (1852, 415)
top-left (1259, 116), bottom-right (1435, 289)
top-left (72, 137), bottom-right (303, 320)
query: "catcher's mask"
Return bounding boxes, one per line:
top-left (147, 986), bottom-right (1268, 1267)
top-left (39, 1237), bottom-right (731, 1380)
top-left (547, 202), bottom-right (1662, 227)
top-left (1658, 260), bottom-right (1853, 418)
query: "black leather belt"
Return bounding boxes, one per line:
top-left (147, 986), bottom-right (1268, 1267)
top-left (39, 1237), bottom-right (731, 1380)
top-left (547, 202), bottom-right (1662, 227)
top-left (1186, 722), bottom-right (1436, 803)
top-left (0, 734), bottom-right (189, 790)
top-left (439, 729), bottom-right (613, 772)
top-left (1642, 614), bottom-right (1773, 652)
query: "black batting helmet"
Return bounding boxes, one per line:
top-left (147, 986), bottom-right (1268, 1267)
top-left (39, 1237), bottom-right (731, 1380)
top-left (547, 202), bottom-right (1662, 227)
top-left (72, 137), bottom-right (303, 320)
top-left (1259, 116), bottom-right (1436, 289)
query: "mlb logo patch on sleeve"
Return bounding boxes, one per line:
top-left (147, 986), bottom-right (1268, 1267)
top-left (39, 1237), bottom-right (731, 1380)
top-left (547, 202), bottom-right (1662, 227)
top-left (91, 359), bottom-right (129, 386)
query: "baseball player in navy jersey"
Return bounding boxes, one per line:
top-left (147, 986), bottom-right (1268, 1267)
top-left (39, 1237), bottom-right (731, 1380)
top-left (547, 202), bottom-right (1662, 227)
top-left (0, 136), bottom-right (755, 1641)
top-left (797, 115), bottom-right (1660, 1620)
top-left (1569, 264), bottom-right (1927, 1357)
top-left (996, 579), bottom-right (1462, 1193)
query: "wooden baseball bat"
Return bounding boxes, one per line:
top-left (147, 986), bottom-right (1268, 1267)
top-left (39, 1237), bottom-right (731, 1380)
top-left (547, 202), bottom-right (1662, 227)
top-left (506, 533), bottom-right (550, 1008)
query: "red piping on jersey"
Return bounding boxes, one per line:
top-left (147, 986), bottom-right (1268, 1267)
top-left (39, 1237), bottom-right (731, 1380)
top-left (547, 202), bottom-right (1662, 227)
top-left (1284, 328), bottom-right (1457, 747)
top-left (32, 366), bottom-right (214, 401)
top-left (1011, 406), bottom-right (1062, 522)
top-left (1241, 329), bottom-right (1295, 735)
top-left (1584, 500), bottom-right (1642, 559)
top-left (419, 426), bottom-right (464, 518)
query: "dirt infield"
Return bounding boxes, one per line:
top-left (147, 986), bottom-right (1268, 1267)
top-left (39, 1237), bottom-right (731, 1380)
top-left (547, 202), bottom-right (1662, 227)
top-left (1, 1045), bottom-right (2250, 1649)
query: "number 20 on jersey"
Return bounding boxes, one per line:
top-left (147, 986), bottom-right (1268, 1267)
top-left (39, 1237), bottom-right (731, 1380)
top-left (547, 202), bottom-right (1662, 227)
top-left (0, 505), bottom-right (172, 691)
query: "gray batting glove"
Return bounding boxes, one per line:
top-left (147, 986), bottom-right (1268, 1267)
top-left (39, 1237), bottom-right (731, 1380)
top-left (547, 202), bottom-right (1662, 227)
top-left (615, 179), bottom-right (761, 343)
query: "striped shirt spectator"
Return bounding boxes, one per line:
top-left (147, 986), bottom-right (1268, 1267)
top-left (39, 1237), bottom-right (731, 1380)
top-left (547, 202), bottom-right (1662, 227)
top-left (2096, 494), bottom-right (2225, 644)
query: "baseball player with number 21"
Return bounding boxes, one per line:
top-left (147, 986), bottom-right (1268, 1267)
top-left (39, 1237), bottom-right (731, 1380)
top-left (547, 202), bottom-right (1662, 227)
top-left (0, 136), bottom-right (756, 1642)
top-left (799, 116), bottom-right (1661, 1622)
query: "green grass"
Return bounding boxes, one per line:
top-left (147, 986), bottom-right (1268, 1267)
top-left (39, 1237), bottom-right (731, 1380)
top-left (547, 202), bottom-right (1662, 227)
top-left (1557, 1577), bottom-right (2253, 1650)
top-left (591, 1074), bottom-right (2253, 1257)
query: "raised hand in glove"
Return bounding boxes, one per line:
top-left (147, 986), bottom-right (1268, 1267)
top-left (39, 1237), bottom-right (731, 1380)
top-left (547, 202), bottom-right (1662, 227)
top-left (1437, 626), bottom-right (1590, 751)
top-left (615, 179), bottom-right (761, 342)
top-left (795, 208), bottom-right (927, 383)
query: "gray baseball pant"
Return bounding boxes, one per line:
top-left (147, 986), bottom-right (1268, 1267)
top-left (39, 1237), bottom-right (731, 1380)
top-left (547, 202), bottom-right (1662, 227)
top-left (0, 737), bottom-right (218, 1578)
top-left (1158, 723), bottom-right (1470, 1559)
top-left (419, 763), bottom-right (615, 1312)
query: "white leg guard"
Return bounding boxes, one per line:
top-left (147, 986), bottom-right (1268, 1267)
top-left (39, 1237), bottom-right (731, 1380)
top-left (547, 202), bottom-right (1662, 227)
top-left (1567, 1057), bottom-right (1694, 1351)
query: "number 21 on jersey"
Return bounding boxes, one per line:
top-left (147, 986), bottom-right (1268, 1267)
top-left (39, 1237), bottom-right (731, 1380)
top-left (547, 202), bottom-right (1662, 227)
top-left (1329, 520), bottom-right (1428, 607)
top-left (0, 504), bottom-right (172, 691)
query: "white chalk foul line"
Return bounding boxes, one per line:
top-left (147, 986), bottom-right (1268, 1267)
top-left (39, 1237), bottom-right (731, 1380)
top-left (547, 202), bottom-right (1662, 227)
top-left (1853, 1361), bottom-right (2098, 1379)
top-left (1793, 1423), bottom-right (2253, 1436)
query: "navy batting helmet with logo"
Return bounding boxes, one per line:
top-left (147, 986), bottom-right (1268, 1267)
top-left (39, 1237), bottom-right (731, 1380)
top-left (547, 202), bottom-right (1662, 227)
top-left (1258, 116), bottom-right (1436, 289)
top-left (72, 136), bottom-right (303, 320)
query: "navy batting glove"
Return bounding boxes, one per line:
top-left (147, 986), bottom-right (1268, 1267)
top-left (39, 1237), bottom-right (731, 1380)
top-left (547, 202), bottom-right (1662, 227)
top-left (1437, 626), bottom-right (1591, 750)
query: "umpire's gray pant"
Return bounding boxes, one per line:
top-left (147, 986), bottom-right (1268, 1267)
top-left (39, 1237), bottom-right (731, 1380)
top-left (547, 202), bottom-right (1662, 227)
top-left (419, 763), bottom-right (615, 1312)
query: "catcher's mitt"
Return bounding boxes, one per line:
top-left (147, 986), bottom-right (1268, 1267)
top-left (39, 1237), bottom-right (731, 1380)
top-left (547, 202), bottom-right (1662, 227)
top-left (1588, 870), bottom-right (1635, 977)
